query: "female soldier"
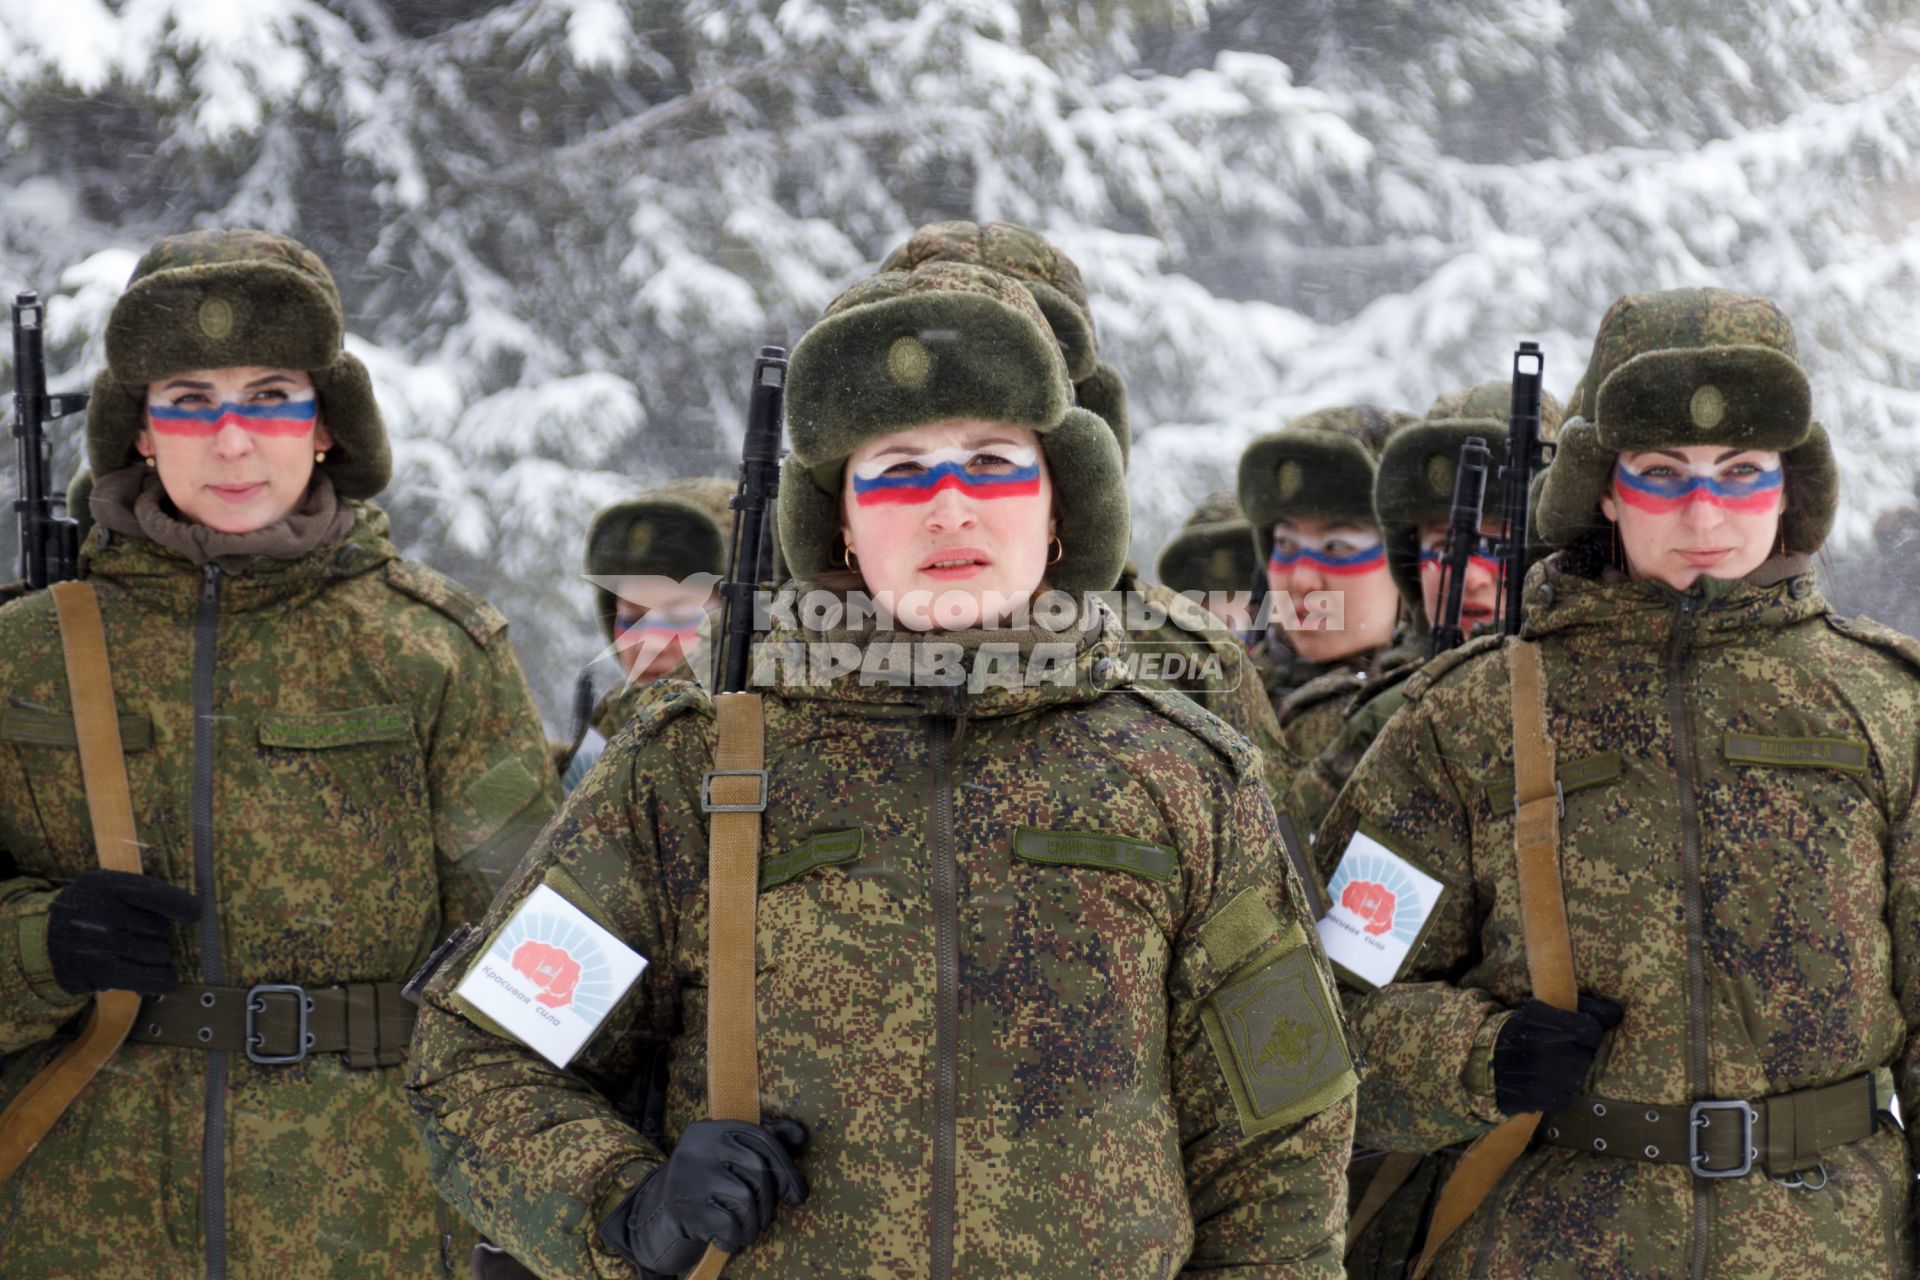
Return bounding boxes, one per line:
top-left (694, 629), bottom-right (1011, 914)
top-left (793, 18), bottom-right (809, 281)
top-left (409, 260), bottom-right (1356, 1278)
top-left (1315, 288), bottom-right (1919, 1277)
top-left (1238, 406), bottom-right (1414, 789)
top-left (0, 229), bottom-right (559, 1277)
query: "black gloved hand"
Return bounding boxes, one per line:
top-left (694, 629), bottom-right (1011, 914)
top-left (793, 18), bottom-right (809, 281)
top-left (1492, 994), bottom-right (1623, 1116)
top-left (46, 869), bottom-right (201, 996)
top-left (599, 1117), bottom-right (808, 1278)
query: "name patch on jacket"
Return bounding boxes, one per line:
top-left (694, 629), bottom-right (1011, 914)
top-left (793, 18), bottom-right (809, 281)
top-left (454, 884), bottom-right (647, 1067)
top-left (1723, 732), bottom-right (1869, 774)
top-left (1318, 827), bottom-right (1447, 990)
top-left (257, 704), bottom-right (413, 749)
top-left (1014, 827), bottom-right (1176, 883)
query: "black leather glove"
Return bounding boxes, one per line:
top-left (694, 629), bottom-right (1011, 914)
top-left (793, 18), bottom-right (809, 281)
top-left (1492, 994), bottom-right (1623, 1116)
top-left (46, 869), bottom-right (201, 996)
top-left (599, 1118), bottom-right (808, 1277)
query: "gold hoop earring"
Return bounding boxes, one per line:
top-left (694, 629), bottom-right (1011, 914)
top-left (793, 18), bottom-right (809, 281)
top-left (315, 450), bottom-right (328, 464)
top-left (1047, 535), bottom-right (1064, 565)
top-left (842, 545), bottom-right (858, 571)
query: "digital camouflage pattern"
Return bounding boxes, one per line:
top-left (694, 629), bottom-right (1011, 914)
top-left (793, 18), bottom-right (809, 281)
top-left (1282, 636), bottom-right (1426, 847)
top-left (409, 602), bottom-right (1356, 1279)
top-left (1567, 289), bottom-right (1798, 423)
top-left (1110, 570), bottom-right (1293, 802)
top-left (0, 502), bottom-right (559, 1277)
top-left (1314, 551), bottom-right (1920, 1278)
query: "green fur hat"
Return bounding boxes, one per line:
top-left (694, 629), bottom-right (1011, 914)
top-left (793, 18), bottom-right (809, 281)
top-left (780, 260), bottom-right (1128, 595)
top-left (880, 220), bottom-right (1130, 467)
top-left (585, 476), bottom-right (734, 641)
top-left (87, 228), bottom-right (390, 499)
top-left (1236, 404), bottom-right (1415, 565)
top-left (1155, 490), bottom-right (1257, 598)
top-left (1536, 287), bottom-right (1835, 552)
top-left (1374, 382), bottom-right (1565, 608)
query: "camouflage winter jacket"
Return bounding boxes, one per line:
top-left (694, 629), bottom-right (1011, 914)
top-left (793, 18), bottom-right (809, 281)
top-left (1283, 636), bottom-right (1428, 847)
top-left (0, 504), bottom-right (559, 1278)
top-left (409, 601), bottom-right (1357, 1279)
top-left (1315, 554), bottom-right (1920, 1278)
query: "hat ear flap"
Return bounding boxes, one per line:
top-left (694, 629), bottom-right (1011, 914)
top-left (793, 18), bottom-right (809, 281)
top-left (313, 353), bottom-right (390, 500)
top-left (776, 454), bottom-right (844, 585)
top-left (1025, 279), bottom-right (1097, 382)
top-left (1074, 362), bottom-right (1129, 470)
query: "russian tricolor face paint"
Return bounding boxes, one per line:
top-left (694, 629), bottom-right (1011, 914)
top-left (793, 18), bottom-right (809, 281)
top-left (1600, 447), bottom-right (1787, 590)
top-left (1268, 529), bottom-right (1386, 577)
top-left (850, 445), bottom-right (1043, 506)
top-left (148, 386), bottom-right (319, 439)
top-left (1416, 521), bottom-right (1506, 634)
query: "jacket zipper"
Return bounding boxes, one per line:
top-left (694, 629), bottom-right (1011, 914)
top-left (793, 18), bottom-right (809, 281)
top-left (195, 563), bottom-right (229, 1280)
top-left (1665, 595), bottom-right (1709, 1280)
top-left (928, 715), bottom-right (960, 1280)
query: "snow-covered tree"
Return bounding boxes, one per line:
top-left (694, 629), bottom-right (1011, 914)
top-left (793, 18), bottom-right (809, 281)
top-left (4, 0), bottom-right (1918, 722)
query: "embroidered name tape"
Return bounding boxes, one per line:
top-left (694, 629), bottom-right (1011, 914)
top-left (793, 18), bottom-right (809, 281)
top-left (1317, 828), bottom-right (1446, 990)
top-left (454, 884), bottom-right (648, 1067)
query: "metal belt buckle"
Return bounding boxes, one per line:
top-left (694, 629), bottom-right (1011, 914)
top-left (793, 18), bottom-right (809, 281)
top-left (1689, 1100), bottom-right (1755, 1178)
top-left (701, 768), bottom-right (768, 813)
top-left (245, 983), bottom-right (311, 1065)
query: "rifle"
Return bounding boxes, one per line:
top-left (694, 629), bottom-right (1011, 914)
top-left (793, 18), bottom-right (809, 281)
top-left (1428, 436), bottom-right (1492, 657)
top-left (12, 291), bottom-right (90, 588)
top-left (555, 670), bottom-right (597, 774)
top-left (710, 345), bottom-right (786, 694)
top-left (1499, 341), bottom-right (1547, 637)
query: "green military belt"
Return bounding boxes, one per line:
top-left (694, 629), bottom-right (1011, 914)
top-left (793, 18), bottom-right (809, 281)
top-left (129, 981), bottom-right (416, 1069)
top-left (1541, 1069), bottom-right (1891, 1181)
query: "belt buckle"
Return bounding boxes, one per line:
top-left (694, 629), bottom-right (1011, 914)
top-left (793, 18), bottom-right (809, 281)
top-left (701, 768), bottom-right (768, 813)
top-left (1689, 1100), bottom-right (1755, 1178)
top-left (245, 983), bottom-right (311, 1065)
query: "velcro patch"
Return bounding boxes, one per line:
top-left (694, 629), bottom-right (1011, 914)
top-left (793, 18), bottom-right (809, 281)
top-left (1723, 732), bottom-right (1868, 774)
top-left (1, 707), bottom-right (153, 752)
top-left (257, 704), bottom-right (413, 750)
top-left (762, 829), bottom-right (863, 890)
top-left (1482, 751), bottom-right (1622, 812)
top-left (443, 756), bottom-right (546, 859)
top-left (1014, 826), bottom-right (1176, 883)
top-left (1202, 921), bottom-right (1357, 1136)
top-left (1318, 826), bottom-right (1447, 990)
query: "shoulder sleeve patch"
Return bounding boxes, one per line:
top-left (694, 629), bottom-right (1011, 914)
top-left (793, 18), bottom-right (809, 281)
top-left (1200, 917), bottom-right (1358, 1136)
top-left (1402, 632), bottom-right (1505, 704)
top-left (384, 559), bottom-right (509, 647)
top-left (1122, 684), bottom-right (1256, 778)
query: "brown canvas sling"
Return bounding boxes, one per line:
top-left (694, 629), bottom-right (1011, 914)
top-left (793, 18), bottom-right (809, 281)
top-left (0, 582), bottom-right (145, 1184)
top-left (1410, 639), bottom-right (1574, 1278)
top-left (689, 690), bottom-right (768, 1280)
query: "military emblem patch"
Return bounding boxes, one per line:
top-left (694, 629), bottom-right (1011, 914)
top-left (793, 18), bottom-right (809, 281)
top-left (887, 335), bottom-right (932, 387)
top-left (198, 295), bottom-right (235, 340)
top-left (1318, 826), bottom-right (1447, 989)
top-left (1689, 384), bottom-right (1726, 430)
top-left (1202, 922), bottom-right (1357, 1135)
top-left (1277, 459), bottom-right (1304, 498)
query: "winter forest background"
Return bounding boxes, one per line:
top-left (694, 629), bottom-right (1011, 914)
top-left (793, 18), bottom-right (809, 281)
top-left (5, 0), bottom-right (1920, 728)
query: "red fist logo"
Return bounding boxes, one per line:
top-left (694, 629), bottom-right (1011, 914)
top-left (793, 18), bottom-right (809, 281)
top-left (512, 940), bottom-right (581, 1008)
top-left (1341, 879), bottom-right (1397, 936)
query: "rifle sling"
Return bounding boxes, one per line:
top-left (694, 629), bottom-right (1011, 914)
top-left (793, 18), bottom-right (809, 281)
top-left (0, 582), bottom-right (145, 1185)
top-left (691, 691), bottom-right (767, 1280)
top-left (1411, 639), bottom-right (1574, 1278)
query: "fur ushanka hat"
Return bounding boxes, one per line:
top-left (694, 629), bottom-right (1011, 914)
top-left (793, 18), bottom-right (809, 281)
top-left (778, 261), bottom-right (1128, 595)
top-left (585, 476), bottom-right (735, 641)
top-left (88, 227), bottom-right (390, 499)
top-left (1374, 381), bottom-right (1564, 609)
top-left (1236, 404), bottom-right (1416, 567)
top-left (1535, 287), bottom-right (1836, 553)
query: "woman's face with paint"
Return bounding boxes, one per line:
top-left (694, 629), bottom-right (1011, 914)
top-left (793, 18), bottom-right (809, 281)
top-left (840, 420), bottom-right (1054, 631)
top-left (136, 366), bottom-right (332, 535)
top-left (1598, 445), bottom-right (1785, 590)
top-left (1265, 515), bottom-right (1400, 662)
top-left (611, 577), bottom-right (720, 682)
top-left (1416, 518), bottom-right (1505, 634)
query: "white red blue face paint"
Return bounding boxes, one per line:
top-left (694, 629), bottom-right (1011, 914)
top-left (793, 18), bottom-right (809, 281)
top-left (1270, 528), bottom-right (1386, 577)
top-left (850, 445), bottom-right (1042, 507)
top-left (1612, 455), bottom-right (1784, 516)
top-left (1419, 534), bottom-right (1503, 578)
top-left (613, 610), bottom-right (706, 639)
top-left (147, 386), bottom-right (318, 439)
